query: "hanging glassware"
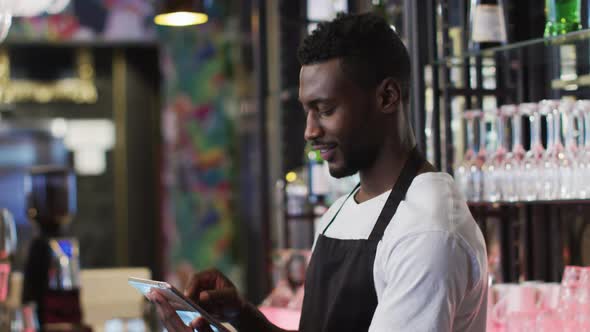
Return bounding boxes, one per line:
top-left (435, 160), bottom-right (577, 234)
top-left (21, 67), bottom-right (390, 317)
top-left (455, 110), bottom-right (482, 201)
top-left (560, 100), bottom-right (580, 199)
top-left (475, 109), bottom-right (488, 201)
top-left (521, 103), bottom-right (544, 201)
top-left (576, 100), bottom-right (590, 199)
top-left (501, 105), bottom-right (525, 202)
top-left (538, 100), bottom-right (561, 200)
top-left (482, 108), bottom-right (508, 202)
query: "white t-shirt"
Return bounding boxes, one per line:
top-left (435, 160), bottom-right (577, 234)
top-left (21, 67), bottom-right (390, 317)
top-left (313, 172), bottom-right (488, 332)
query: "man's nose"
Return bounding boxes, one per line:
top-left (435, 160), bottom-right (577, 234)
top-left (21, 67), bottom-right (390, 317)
top-left (304, 112), bottom-right (323, 141)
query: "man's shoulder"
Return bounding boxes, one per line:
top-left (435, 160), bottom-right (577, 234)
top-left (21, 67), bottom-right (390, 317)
top-left (380, 172), bottom-right (487, 281)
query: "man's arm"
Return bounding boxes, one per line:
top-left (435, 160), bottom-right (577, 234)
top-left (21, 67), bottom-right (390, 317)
top-left (369, 231), bottom-right (483, 332)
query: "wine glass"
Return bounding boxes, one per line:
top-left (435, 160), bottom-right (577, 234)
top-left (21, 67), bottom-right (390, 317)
top-left (455, 110), bottom-right (482, 201)
top-left (560, 100), bottom-right (581, 199)
top-left (576, 100), bottom-right (590, 199)
top-left (521, 103), bottom-right (544, 201)
top-left (482, 108), bottom-right (508, 202)
top-left (474, 110), bottom-right (488, 202)
top-left (539, 100), bottom-right (561, 200)
top-left (501, 105), bottom-right (525, 202)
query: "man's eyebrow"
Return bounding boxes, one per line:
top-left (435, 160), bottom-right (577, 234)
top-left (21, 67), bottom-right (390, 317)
top-left (299, 97), bottom-right (331, 106)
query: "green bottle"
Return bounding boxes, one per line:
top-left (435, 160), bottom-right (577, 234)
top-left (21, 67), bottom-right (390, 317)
top-left (545, 0), bottom-right (582, 36)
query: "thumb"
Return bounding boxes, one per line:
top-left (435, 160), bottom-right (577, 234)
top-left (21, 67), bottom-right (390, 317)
top-left (189, 317), bottom-right (214, 332)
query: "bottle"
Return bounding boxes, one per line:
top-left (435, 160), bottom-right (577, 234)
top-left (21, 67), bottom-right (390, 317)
top-left (372, 0), bottom-right (387, 18)
top-left (372, 0), bottom-right (399, 33)
top-left (469, 0), bottom-right (508, 50)
top-left (305, 145), bottom-right (329, 199)
top-left (545, 0), bottom-right (582, 36)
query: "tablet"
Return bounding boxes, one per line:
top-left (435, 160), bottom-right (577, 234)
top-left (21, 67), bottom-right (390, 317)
top-left (128, 277), bottom-right (232, 332)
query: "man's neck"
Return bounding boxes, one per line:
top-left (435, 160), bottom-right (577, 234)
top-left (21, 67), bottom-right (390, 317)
top-left (356, 143), bottom-right (412, 203)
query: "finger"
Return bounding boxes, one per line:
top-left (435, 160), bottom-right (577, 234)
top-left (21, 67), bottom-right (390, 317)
top-left (200, 288), bottom-right (237, 304)
top-left (190, 317), bottom-right (214, 332)
top-left (151, 292), bottom-right (192, 332)
top-left (200, 289), bottom-right (242, 320)
top-left (185, 269), bottom-right (219, 298)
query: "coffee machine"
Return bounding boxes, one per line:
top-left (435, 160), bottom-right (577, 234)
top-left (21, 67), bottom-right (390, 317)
top-left (22, 166), bottom-right (88, 331)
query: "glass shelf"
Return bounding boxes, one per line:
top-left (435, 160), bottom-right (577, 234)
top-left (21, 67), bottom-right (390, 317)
top-left (467, 199), bottom-right (590, 207)
top-left (433, 28), bottom-right (590, 66)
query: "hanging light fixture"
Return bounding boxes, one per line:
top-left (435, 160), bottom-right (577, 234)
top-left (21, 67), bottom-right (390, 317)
top-left (154, 0), bottom-right (208, 27)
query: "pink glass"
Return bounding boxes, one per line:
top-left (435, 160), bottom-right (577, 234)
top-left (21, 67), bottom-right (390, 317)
top-left (507, 311), bottom-right (537, 332)
top-left (575, 268), bottom-right (590, 329)
top-left (488, 267), bottom-right (590, 332)
top-left (535, 283), bottom-right (562, 332)
top-left (558, 266), bottom-right (584, 327)
top-left (492, 284), bottom-right (544, 330)
top-left (562, 265), bottom-right (583, 287)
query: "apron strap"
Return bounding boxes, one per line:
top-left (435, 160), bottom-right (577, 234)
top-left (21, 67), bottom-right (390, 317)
top-left (368, 147), bottom-right (424, 240)
top-left (322, 183), bottom-right (360, 235)
top-left (322, 147), bottom-right (424, 238)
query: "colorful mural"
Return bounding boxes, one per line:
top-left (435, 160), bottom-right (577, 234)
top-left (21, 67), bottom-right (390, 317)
top-left (158, 19), bottom-right (238, 281)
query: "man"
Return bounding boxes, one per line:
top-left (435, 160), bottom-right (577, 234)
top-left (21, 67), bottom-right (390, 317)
top-left (150, 12), bottom-right (488, 332)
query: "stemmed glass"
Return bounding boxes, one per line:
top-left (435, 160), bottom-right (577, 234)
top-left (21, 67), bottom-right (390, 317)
top-left (539, 100), bottom-right (562, 200)
top-left (483, 108), bottom-right (508, 202)
top-left (521, 103), bottom-right (544, 201)
top-left (455, 110), bottom-right (482, 201)
top-left (501, 105), bottom-right (525, 202)
top-left (560, 100), bottom-right (580, 199)
top-left (576, 100), bottom-right (590, 199)
top-left (474, 110), bottom-right (488, 201)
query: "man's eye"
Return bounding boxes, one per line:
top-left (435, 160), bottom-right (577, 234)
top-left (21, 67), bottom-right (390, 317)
top-left (319, 108), bottom-right (335, 117)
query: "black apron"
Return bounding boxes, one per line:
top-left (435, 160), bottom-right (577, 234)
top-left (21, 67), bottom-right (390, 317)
top-left (299, 148), bottom-right (424, 332)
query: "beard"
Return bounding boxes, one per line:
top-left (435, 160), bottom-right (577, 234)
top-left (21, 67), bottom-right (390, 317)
top-left (328, 139), bottom-right (380, 178)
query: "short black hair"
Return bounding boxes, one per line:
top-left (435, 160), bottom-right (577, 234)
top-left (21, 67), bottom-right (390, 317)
top-left (298, 12), bottom-right (411, 102)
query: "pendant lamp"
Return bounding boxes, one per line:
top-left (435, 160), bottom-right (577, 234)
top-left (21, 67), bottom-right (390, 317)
top-left (154, 0), bottom-right (208, 27)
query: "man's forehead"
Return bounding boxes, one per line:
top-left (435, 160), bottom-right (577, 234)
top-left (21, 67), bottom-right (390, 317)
top-left (299, 59), bottom-right (346, 102)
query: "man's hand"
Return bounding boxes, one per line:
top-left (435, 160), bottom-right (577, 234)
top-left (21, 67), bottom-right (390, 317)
top-left (148, 269), bottom-right (244, 331)
top-left (184, 269), bottom-right (246, 322)
top-left (149, 269), bottom-right (291, 332)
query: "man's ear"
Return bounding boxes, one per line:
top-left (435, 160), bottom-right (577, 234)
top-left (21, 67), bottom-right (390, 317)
top-left (376, 78), bottom-right (402, 114)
